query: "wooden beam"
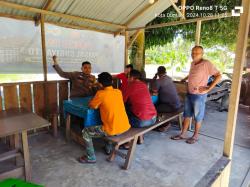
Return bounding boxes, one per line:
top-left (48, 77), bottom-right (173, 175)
top-left (0, 167), bottom-right (24, 180)
top-left (0, 1), bottom-right (126, 29)
top-left (40, 14), bottom-right (47, 82)
top-left (124, 31), bottom-right (129, 66)
top-left (195, 20), bottom-right (202, 45)
top-left (0, 13), bottom-right (114, 35)
top-left (127, 12), bottom-right (232, 31)
top-left (222, 0), bottom-right (250, 186)
top-left (114, 0), bottom-right (159, 36)
top-left (195, 156), bottom-right (230, 187)
top-left (46, 20), bottom-right (114, 34)
top-left (0, 12), bottom-right (33, 21)
top-left (127, 29), bottom-right (142, 49)
top-left (169, 0), bottom-right (185, 20)
top-left (223, 0), bottom-right (250, 159)
top-left (181, 0), bottom-right (186, 18)
top-left (41, 0), bottom-right (53, 10)
top-left (35, 0), bottom-right (54, 26)
top-left (40, 14), bottom-right (50, 117)
top-left (0, 149), bottom-right (21, 162)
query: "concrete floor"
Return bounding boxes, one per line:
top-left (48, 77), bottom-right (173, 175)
top-left (1, 101), bottom-right (250, 187)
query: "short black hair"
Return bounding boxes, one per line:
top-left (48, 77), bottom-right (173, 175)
top-left (192, 45), bottom-right (203, 51)
top-left (130, 70), bottom-right (142, 80)
top-left (82, 61), bottom-right (91, 66)
top-left (98, 72), bottom-right (113, 87)
top-left (157, 66), bottom-right (166, 75)
top-left (126, 64), bottom-right (133, 69)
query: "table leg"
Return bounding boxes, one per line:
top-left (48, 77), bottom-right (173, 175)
top-left (66, 114), bottom-right (71, 141)
top-left (21, 131), bottom-right (31, 181)
top-left (51, 114), bottom-right (58, 137)
top-left (9, 135), bottom-right (15, 149)
top-left (14, 133), bottom-right (22, 166)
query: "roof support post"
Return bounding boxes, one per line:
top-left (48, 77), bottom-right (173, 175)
top-left (222, 0), bottom-right (250, 186)
top-left (40, 14), bottom-right (47, 81)
top-left (195, 20), bottom-right (202, 45)
top-left (124, 31), bottom-right (129, 67)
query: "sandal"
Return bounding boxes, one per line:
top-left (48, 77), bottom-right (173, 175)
top-left (119, 143), bottom-right (130, 150)
top-left (186, 137), bottom-right (198, 144)
top-left (170, 135), bottom-right (185, 140)
top-left (155, 123), bottom-right (171, 132)
top-left (78, 156), bottom-right (96, 164)
top-left (137, 135), bottom-right (144, 144)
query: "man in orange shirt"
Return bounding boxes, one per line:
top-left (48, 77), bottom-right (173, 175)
top-left (79, 72), bottom-right (131, 164)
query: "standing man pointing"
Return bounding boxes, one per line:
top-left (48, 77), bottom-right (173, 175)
top-left (171, 46), bottom-right (221, 144)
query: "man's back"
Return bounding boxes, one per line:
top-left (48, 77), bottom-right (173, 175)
top-left (155, 75), bottom-right (181, 109)
top-left (89, 86), bottom-right (130, 136)
top-left (124, 81), bottom-right (156, 120)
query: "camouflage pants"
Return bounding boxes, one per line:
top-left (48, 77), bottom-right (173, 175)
top-left (82, 126), bottom-right (112, 160)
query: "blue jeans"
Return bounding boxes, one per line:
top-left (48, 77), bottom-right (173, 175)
top-left (127, 112), bottom-right (156, 128)
top-left (183, 93), bottom-right (207, 123)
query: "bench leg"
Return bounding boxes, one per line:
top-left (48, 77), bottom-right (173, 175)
top-left (66, 114), bottom-right (71, 141)
top-left (107, 144), bottom-right (119, 162)
top-left (51, 114), bottom-right (58, 137)
top-left (123, 136), bottom-right (138, 170)
top-left (178, 114), bottom-right (183, 130)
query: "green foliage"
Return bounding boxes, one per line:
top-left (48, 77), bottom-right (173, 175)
top-left (145, 38), bottom-right (193, 73)
top-left (203, 47), bottom-right (235, 72)
top-left (144, 0), bottom-right (240, 75)
top-left (145, 38), bottom-right (235, 74)
top-left (145, 0), bottom-right (240, 49)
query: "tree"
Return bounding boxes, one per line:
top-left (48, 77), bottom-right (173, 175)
top-left (137, 0), bottom-right (241, 76)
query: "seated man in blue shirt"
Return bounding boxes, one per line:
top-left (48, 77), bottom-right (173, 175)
top-left (151, 66), bottom-right (182, 131)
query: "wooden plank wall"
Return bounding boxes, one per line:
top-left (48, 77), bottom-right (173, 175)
top-left (19, 84), bottom-right (32, 112)
top-left (0, 80), bottom-right (68, 123)
top-left (3, 85), bottom-right (19, 110)
top-left (47, 82), bottom-right (58, 114)
top-left (59, 81), bottom-right (68, 126)
top-left (0, 90), bottom-right (2, 111)
top-left (33, 83), bottom-right (46, 117)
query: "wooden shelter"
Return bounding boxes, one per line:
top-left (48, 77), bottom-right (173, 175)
top-left (0, 0), bottom-right (249, 186)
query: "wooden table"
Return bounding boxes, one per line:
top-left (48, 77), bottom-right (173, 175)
top-left (0, 108), bottom-right (50, 181)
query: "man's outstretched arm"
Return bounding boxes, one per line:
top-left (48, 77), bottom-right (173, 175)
top-left (52, 55), bottom-right (74, 79)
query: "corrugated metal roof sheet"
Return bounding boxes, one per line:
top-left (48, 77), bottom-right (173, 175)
top-left (0, 0), bottom-right (173, 34)
top-left (0, 0), bottom-right (45, 19)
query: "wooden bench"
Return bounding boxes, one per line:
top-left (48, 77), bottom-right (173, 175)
top-left (105, 110), bottom-right (183, 170)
